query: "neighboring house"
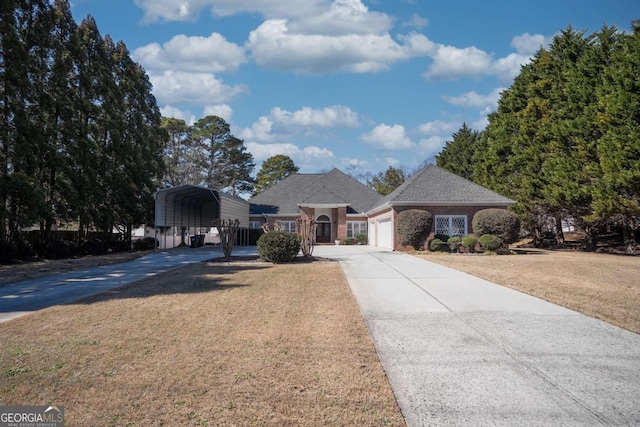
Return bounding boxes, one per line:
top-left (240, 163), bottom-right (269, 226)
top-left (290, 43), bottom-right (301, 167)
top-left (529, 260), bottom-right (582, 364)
top-left (249, 168), bottom-right (381, 243)
top-left (366, 164), bottom-right (515, 250)
top-left (249, 164), bottom-right (515, 250)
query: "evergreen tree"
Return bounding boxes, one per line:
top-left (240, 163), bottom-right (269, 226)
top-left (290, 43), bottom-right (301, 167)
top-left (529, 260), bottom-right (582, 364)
top-left (191, 115), bottom-right (255, 195)
top-left (161, 117), bottom-right (190, 187)
top-left (436, 123), bottom-right (480, 181)
top-left (253, 154), bottom-right (299, 195)
top-left (0, 0), bottom-right (51, 242)
top-left (595, 21), bottom-right (640, 254)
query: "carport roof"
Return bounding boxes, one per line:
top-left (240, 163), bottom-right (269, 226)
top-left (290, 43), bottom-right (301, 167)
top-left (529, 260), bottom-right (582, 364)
top-left (154, 184), bottom-right (249, 228)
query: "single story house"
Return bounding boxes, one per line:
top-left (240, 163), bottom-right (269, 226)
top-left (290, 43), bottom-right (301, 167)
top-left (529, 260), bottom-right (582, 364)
top-left (365, 165), bottom-right (515, 250)
top-left (249, 164), bottom-right (515, 250)
top-left (249, 168), bottom-right (381, 243)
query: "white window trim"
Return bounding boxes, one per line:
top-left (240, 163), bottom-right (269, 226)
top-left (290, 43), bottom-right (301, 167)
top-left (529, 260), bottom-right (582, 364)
top-left (277, 220), bottom-right (297, 233)
top-left (435, 215), bottom-right (468, 237)
top-left (346, 221), bottom-right (367, 238)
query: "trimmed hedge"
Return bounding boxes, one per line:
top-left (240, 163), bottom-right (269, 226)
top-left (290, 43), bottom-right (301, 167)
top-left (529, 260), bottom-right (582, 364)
top-left (479, 234), bottom-right (502, 252)
top-left (461, 235), bottom-right (478, 253)
top-left (354, 233), bottom-right (368, 245)
top-left (396, 209), bottom-right (433, 250)
top-left (447, 236), bottom-right (462, 252)
top-left (429, 238), bottom-right (446, 252)
top-left (80, 239), bottom-right (107, 256)
top-left (39, 239), bottom-right (78, 259)
top-left (133, 237), bottom-right (158, 251)
top-left (257, 231), bottom-right (300, 263)
top-left (472, 209), bottom-right (521, 244)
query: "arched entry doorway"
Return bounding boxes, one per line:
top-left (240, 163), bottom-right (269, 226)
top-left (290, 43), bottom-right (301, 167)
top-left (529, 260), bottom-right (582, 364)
top-left (316, 214), bottom-right (331, 243)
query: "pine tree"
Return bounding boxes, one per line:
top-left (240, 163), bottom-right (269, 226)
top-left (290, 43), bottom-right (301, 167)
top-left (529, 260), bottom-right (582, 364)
top-left (436, 123), bottom-right (480, 181)
top-left (594, 21), bottom-right (640, 254)
top-left (191, 115), bottom-right (255, 195)
top-left (253, 154), bottom-right (299, 195)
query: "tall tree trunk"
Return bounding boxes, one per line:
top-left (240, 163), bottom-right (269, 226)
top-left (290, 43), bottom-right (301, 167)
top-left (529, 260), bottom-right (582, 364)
top-left (623, 218), bottom-right (637, 256)
top-left (583, 226), bottom-right (598, 252)
top-left (554, 214), bottom-right (565, 248)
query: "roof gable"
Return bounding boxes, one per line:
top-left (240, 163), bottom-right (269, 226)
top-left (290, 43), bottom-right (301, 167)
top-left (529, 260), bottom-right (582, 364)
top-left (368, 164), bottom-right (515, 212)
top-left (249, 168), bottom-right (380, 215)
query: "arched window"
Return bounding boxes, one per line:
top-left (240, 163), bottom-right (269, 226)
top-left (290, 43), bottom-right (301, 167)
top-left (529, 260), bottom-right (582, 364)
top-left (316, 215), bottom-right (331, 222)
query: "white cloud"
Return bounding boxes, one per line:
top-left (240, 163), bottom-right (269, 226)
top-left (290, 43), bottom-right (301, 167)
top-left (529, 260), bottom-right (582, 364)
top-left (421, 32), bottom-right (553, 83)
top-left (417, 119), bottom-right (459, 136)
top-left (239, 116), bottom-right (275, 143)
top-left (133, 0), bottom-right (202, 22)
top-left (361, 124), bottom-right (414, 150)
top-left (418, 135), bottom-right (446, 157)
top-left (134, 0), bottom-right (353, 23)
top-left (160, 105), bottom-right (196, 124)
top-left (443, 87), bottom-right (504, 110)
top-left (385, 157), bottom-right (399, 166)
top-left (148, 70), bottom-right (248, 105)
top-left (402, 13), bottom-right (428, 29)
top-left (133, 33), bottom-right (246, 73)
top-left (512, 32), bottom-right (553, 55)
top-left (422, 44), bottom-right (493, 80)
top-left (489, 53), bottom-right (531, 83)
top-left (247, 20), bottom-right (431, 74)
top-left (239, 105), bottom-right (359, 143)
top-left (246, 142), bottom-right (335, 163)
top-left (202, 104), bottom-right (233, 122)
top-left (290, 0), bottom-right (393, 36)
top-left (343, 157), bottom-right (368, 168)
top-left (270, 105), bottom-right (359, 128)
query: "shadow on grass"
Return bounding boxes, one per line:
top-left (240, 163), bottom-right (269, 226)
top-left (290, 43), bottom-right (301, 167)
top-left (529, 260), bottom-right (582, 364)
top-left (67, 263), bottom-right (268, 305)
top-left (511, 248), bottom-right (550, 255)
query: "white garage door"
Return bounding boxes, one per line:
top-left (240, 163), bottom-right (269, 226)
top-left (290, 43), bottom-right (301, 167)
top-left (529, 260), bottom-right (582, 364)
top-left (377, 218), bottom-right (393, 249)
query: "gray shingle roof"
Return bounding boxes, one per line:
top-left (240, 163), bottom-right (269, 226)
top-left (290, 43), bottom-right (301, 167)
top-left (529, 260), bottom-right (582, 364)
top-left (368, 164), bottom-right (515, 212)
top-left (249, 168), bottom-right (381, 215)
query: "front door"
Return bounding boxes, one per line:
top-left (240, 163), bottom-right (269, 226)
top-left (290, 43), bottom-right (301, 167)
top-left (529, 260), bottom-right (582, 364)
top-left (316, 222), bottom-right (331, 243)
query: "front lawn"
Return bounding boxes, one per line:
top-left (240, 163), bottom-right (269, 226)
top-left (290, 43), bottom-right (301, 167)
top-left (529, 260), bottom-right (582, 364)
top-left (0, 260), bottom-right (404, 426)
top-left (417, 249), bottom-right (640, 334)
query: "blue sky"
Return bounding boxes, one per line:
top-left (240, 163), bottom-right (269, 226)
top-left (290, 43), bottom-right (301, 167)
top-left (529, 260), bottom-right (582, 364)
top-left (70, 0), bottom-right (637, 175)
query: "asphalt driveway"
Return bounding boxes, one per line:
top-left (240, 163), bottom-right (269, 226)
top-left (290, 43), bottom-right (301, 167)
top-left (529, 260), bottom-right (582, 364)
top-left (314, 245), bottom-right (640, 426)
top-left (0, 246), bottom-right (257, 323)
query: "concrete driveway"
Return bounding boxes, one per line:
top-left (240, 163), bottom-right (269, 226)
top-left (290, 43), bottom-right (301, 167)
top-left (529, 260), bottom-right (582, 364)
top-left (0, 246), bottom-right (257, 323)
top-left (314, 245), bottom-right (640, 426)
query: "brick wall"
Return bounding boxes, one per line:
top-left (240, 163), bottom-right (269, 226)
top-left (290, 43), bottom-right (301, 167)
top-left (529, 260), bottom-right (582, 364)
top-left (392, 205), bottom-right (511, 250)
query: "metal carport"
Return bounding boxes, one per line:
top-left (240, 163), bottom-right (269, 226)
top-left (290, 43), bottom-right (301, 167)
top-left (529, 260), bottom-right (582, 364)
top-left (154, 185), bottom-right (250, 249)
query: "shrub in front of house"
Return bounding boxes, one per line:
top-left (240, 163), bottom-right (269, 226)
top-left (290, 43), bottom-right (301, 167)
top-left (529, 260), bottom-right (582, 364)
top-left (38, 239), bottom-right (79, 259)
top-left (461, 235), bottom-right (478, 253)
top-left (427, 234), bottom-right (450, 252)
top-left (80, 238), bottom-right (107, 256)
top-left (257, 231), bottom-right (301, 263)
top-left (447, 236), bottom-right (462, 252)
top-left (133, 237), bottom-right (158, 251)
top-left (479, 234), bottom-right (502, 252)
top-left (355, 233), bottom-right (368, 245)
top-left (396, 209), bottom-right (433, 250)
top-left (472, 209), bottom-right (521, 245)
top-left (428, 238), bottom-right (445, 252)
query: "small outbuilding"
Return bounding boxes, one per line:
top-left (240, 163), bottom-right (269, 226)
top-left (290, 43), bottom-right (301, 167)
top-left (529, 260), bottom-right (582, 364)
top-left (154, 185), bottom-right (249, 249)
